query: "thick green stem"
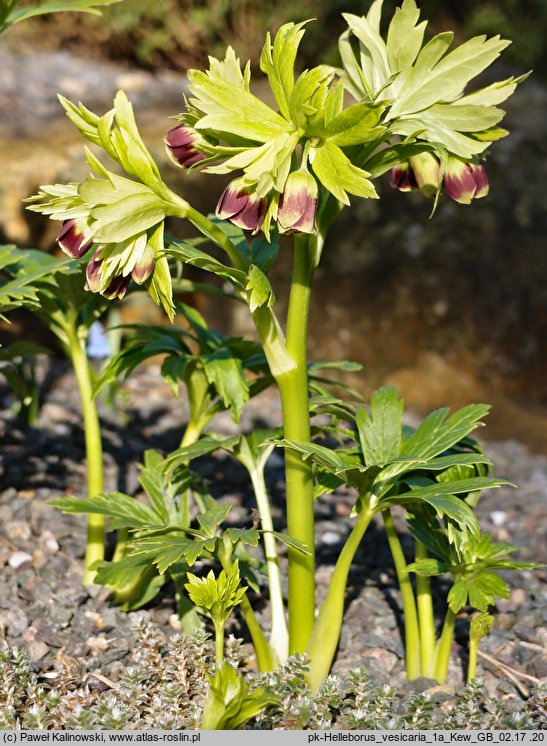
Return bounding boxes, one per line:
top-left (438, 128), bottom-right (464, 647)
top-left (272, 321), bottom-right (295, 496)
top-left (66, 325), bottom-right (104, 584)
top-left (415, 540), bottom-right (436, 677)
top-left (382, 509), bottom-right (421, 679)
top-left (307, 503), bottom-right (375, 692)
top-left (213, 619), bottom-right (225, 666)
top-left (276, 234), bottom-right (316, 654)
top-left (433, 608), bottom-right (456, 683)
top-left (467, 636), bottom-right (478, 683)
top-left (247, 464), bottom-right (288, 663)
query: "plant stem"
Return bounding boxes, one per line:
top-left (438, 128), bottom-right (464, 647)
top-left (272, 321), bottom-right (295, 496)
top-left (433, 608), bottom-right (456, 683)
top-left (415, 539), bottom-right (436, 677)
top-left (213, 619), bottom-right (225, 666)
top-left (276, 234), bottom-right (316, 654)
top-left (467, 635), bottom-right (478, 683)
top-left (307, 503), bottom-right (375, 691)
top-left (66, 324), bottom-right (104, 584)
top-left (382, 509), bottom-right (421, 679)
top-left (247, 462), bottom-right (288, 663)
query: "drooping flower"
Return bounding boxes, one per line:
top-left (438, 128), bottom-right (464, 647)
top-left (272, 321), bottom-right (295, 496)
top-left (389, 162), bottom-right (417, 192)
top-left (57, 219), bottom-right (94, 258)
top-left (409, 153), bottom-right (441, 198)
top-left (277, 170), bottom-right (319, 234)
top-left (216, 179), bottom-right (267, 232)
top-left (165, 124), bottom-right (207, 168)
top-left (443, 157), bottom-right (489, 204)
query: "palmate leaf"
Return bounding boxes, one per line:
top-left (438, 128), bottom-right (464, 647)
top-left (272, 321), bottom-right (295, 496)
top-left (448, 571), bottom-right (510, 613)
top-left (50, 493), bottom-right (163, 530)
top-left (129, 534), bottom-right (217, 574)
top-left (93, 553), bottom-right (167, 611)
top-left (401, 403), bottom-right (490, 461)
top-left (167, 239), bottom-right (247, 289)
top-left (356, 386), bottom-right (404, 466)
top-left (259, 21), bottom-right (307, 121)
top-left (138, 450), bottom-right (172, 525)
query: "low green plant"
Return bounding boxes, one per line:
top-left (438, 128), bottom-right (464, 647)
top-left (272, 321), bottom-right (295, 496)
top-left (22, 0), bottom-right (540, 700)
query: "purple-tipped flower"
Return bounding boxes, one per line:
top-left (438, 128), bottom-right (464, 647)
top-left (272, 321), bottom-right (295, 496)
top-left (57, 219), bottom-right (93, 258)
top-left (278, 171), bottom-right (319, 234)
top-left (130, 243), bottom-right (156, 285)
top-left (409, 153), bottom-right (441, 198)
top-left (165, 124), bottom-right (207, 168)
top-left (101, 274), bottom-right (132, 300)
top-left (390, 153), bottom-right (440, 197)
top-left (85, 249), bottom-right (105, 294)
top-left (443, 157), bottom-right (489, 204)
top-left (216, 179), bottom-right (267, 232)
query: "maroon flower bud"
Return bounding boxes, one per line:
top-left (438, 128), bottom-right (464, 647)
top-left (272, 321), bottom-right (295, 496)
top-left (57, 219), bottom-right (93, 258)
top-left (216, 179), bottom-right (267, 232)
top-left (443, 157), bottom-right (489, 204)
top-left (389, 163), bottom-right (417, 192)
top-left (85, 249), bottom-right (104, 294)
top-left (102, 274), bottom-right (132, 300)
top-left (278, 171), bottom-right (319, 234)
top-left (165, 124), bottom-right (207, 168)
top-left (409, 153), bottom-right (441, 198)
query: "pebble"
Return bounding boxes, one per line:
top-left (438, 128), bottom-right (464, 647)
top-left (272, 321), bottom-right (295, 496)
top-left (25, 639), bottom-right (50, 662)
top-left (5, 520), bottom-right (31, 541)
top-left (8, 550), bottom-right (33, 570)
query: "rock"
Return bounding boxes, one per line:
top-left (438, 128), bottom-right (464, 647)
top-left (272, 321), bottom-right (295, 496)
top-left (0, 608), bottom-right (29, 637)
top-left (8, 550), bottom-right (33, 570)
top-left (25, 639), bottom-right (50, 662)
top-left (4, 520), bottom-right (31, 541)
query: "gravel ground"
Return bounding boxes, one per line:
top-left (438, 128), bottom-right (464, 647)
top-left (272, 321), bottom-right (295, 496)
top-left (0, 357), bottom-right (545, 706)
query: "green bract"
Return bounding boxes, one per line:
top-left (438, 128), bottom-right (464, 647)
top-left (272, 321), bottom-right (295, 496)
top-left (339, 0), bottom-right (525, 164)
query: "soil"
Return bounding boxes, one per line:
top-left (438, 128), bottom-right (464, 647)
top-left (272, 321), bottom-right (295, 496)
top-left (0, 358), bottom-right (545, 705)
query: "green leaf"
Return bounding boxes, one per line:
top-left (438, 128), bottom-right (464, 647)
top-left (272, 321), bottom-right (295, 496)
top-left (246, 264), bottom-right (275, 313)
top-left (4, 0), bottom-right (120, 29)
top-left (189, 50), bottom-right (289, 143)
top-left (130, 534), bottom-right (217, 573)
top-left (197, 503), bottom-right (232, 536)
top-left (90, 194), bottom-right (166, 244)
top-left (202, 348), bottom-right (249, 422)
top-left (167, 239), bottom-right (247, 289)
top-left (402, 404), bottom-right (490, 461)
top-left (406, 557), bottom-right (449, 576)
top-left (448, 572), bottom-right (510, 613)
top-left (259, 22), bottom-right (307, 121)
top-left (325, 102), bottom-right (386, 147)
top-left (469, 612), bottom-right (494, 644)
top-left (138, 451), bottom-right (171, 525)
top-left (50, 493), bottom-right (162, 529)
top-left (225, 528), bottom-right (260, 547)
top-left (312, 141), bottom-right (377, 204)
top-left (386, 0), bottom-right (427, 74)
top-left (390, 33), bottom-right (511, 119)
top-left (185, 562), bottom-right (247, 624)
top-left (342, 11), bottom-right (391, 96)
top-left (356, 386), bottom-right (404, 466)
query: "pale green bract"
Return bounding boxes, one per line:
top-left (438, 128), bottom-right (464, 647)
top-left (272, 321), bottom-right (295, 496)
top-left (339, 0), bottom-right (524, 160)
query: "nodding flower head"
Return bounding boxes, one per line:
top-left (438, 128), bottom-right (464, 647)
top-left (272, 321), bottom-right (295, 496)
top-left (443, 157), bottom-right (489, 204)
top-left (165, 124), bottom-right (207, 168)
top-left (216, 179), bottom-right (267, 232)
top-left (390, 153), bottom-right (440, 198)
top-left (57, 219), bottom-right (94, 258)
top-left (278, 170), bottom-right (319, 234)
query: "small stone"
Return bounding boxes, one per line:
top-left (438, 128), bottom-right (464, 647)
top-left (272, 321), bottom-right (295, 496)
top-left (362, 646), bottom-right (398, 673)
top-left (0, 608), bottom-right (29, 637)
top-left (39, 530), bottom-right (59, 555)
top-left (490, 510), bottom-right (508, 526)
top-left (321, 530), bottom-right (342, 546)
top-left (26, 640), bottom-right (50, 662)
top-left (8, 551), bottom-right (33, 570)
top-left (86, 635), bottom-right (109, 654)
top-left (169, 614), bottom-right (182, 630)
top-left (5, 520), bottom-right (31, 541)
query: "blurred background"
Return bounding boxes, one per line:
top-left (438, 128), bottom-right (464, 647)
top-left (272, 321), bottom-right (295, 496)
top-left (1, 0), bottom-right (546, 450)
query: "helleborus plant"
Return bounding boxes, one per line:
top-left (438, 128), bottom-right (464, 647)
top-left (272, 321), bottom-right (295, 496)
top-left (0, 0), bottom-right (121, 35)
top-left (28, 0), bottom-right (534, 692)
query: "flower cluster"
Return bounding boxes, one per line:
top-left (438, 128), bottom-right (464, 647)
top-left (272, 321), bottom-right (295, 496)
top-left (27, 92), bottom-right (180, 319)
top-left (389, 153), bottom-right (489, 204)
top-left (164, 0), bottom-right (521, 233)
